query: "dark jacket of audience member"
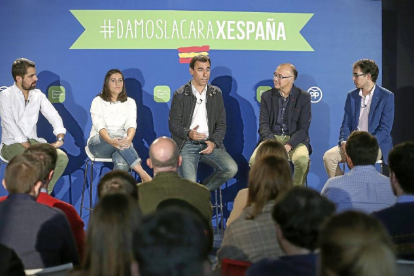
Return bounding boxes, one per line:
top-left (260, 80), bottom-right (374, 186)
top-left (0, 154), bottom-right (79, 269)
top-left (0, 243), bottom-right (25, 276)
top-left (373, 141), bottom-right (414, 260)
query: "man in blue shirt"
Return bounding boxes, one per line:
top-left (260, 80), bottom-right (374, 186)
top-left (321, 131), bottom-right (396, 213)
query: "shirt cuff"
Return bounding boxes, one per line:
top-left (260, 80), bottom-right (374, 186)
top-left (53, 127), bottom-right (67, 136)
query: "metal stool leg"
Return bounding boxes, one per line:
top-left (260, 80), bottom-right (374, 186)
top-left (214, 189), bottom-right (220, 235)
top-left (219, 187), bottom-right (224, 235)
top-left (89, 160), bottom-right (95, 214)
top-left (80, 160), bottom-right (89, 217)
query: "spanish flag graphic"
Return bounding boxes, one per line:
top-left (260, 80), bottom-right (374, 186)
top-left (177, 45), bottom-right (210, 63)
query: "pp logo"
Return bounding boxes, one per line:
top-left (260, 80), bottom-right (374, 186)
top-left (307, 86), bottom-right (323, 103)
top-left (0, 86), bottom-right (8, 92)
top-left (256, 86), bottom-right (272, 103)
top-left (48, 86), bottom-right (65, 103)
top-left (154, 86), bottom-right (171, 103)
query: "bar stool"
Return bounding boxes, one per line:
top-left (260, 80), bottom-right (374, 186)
top-left (80, 146), bottom-right (113, 217)
top-left (213, 185), bottom-right (225, 236)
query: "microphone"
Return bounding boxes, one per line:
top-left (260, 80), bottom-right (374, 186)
top-left (197, 99), bottom-right (203, 104)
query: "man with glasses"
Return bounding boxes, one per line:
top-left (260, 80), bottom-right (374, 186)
top-left (251, 63), bottom-right (311, 186)
top-left (323, 59), bottom-right (394, 178)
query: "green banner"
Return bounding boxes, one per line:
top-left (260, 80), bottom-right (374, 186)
top-left (70, 10), bottom-right (313, 51)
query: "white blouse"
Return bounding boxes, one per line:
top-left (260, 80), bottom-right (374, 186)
top-left (88, 96), bottom-right (137, 140)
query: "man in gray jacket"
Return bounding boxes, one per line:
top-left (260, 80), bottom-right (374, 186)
top-left (168, 55), bottom-right (237, 191)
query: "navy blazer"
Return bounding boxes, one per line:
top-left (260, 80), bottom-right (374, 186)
top-left (259, 85), bottom-right (312, 153)
top-left (339, 85), bottom-right (394, 163)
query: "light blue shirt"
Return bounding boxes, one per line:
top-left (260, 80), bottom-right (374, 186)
top-left (321, 165), bottom-right (396, 213)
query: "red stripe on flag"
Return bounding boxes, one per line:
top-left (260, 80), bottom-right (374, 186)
top-left (179, 58), bottom-right (193, 64)
top-left (177, 45), bottom-right (210, 53)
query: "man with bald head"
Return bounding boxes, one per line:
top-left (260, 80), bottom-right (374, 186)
top-left (138, 136), bottom-right (212, 225)
top-left (251, 63), bottom-right (312, 186)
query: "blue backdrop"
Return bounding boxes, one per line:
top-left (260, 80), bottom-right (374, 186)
top-left (0, 0), bottom-right (382, 223)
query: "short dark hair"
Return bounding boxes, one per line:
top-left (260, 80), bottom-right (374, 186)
top-left (83, 193), bottom-right (141, 276)
top-left (98, 170), bottom-right (139, 200)
top-left (4, 154), bottom-right (43, 194)
top-left (24, 143), bottom-right (57, 181)
top-left (388, 142), bottom-right (414, 194)
top-left (12, 58), bottom-right (35, 82)
top-left (133, 207), bottom-right (209, 276)
top-left (353, 59), bottom-right (379, 83)
top-left (345, 131), bottom-right (379, 166)
top-left (149, 138), bottom-right (180, 168)
top-left (189, 55), bottom-right (211, 70)
top-left (100, 69), bottom-right (127, 102)
top-left (247, 155), bottom-right (293, 219)
top-left (272, 186), bottom-right (336, 251)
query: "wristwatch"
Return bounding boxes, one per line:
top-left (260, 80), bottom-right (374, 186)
top-left (57, 137), bottom-right (64, 143)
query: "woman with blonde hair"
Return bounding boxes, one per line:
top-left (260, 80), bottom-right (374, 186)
top-left (217, 155), bottom-right (293, 263)
top-left (227, 140), bottom-right (289, 226)
top-left (319, 211), bottom-right (396, 276)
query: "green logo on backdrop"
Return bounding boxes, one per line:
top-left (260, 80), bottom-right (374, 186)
top-left (154, 86), bottom-right (171, 103)
top-left (48, 86), bottom-right (65, 103)
top-left (256, 86), bottom-right (271, 102)
top-left (70, 10), bottom-right (313, 51)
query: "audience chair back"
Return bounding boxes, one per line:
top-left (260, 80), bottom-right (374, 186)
top-left (221, 258), bottom-right (251, 276)
top-left (397, 259), bottom-right (414, 276)
top-left (25, 263), bottom-right (73, 276)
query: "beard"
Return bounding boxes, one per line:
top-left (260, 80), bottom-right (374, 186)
top-left (22, 81), bottom-right (36, 91)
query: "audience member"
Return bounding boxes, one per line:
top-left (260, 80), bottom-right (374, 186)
top-left (321, 131), bottom-right (395, 213)
top-left (133, 207), bottom-right (211, 276)
top-left (246, 186), bottom-right (336, 276)
top-left (217, 155), bottom-right (293, 263)
top-left (227, 139), bottom-right (288, 226)
top-left (0, 154), bottom-right (79, 269)
top-left (0, 143), bottom-right (85, 262)
top-left (373, 141), bottom-right (414, 260)
top-left (0, 243), bottom-right (25, 276)
top-left (97, 170), bottom-right (139, 200)
top-left (138, 137), bottom-right (212, 228)
top-left (319, 211), bottom-right (396, 276)
top-left (71, 193), bottom-right (141, 276)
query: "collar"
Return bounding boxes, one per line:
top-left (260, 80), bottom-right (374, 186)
top-left (40, 188), bottom-right (48, 193)
top-left (153, 171), bottom-right (180, 178)
top-left (397, 194), bottom-right (414, 204)
top-left (350, 165), bottom-right (377, 172)
top-left (359, 84), bottom-right (376, 98)
top-left (191, 82), bottom-right (207, 96)
top-left (7, 193), bottom-right (36, 201)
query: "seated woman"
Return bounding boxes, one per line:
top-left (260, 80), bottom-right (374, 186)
top-left (227, 140), bottom-right (289, 226)
top-left (87, 69), bottom-right (151, 182)
top-left (319, 211), bottom-right (396, 276)
top-left (70, 193), bottom-right (141, 276)
top-left (217, 155), bottom-right (293, 263)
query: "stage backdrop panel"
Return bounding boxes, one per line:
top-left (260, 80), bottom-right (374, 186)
top-left (0, 0), bottom-right (382, 222)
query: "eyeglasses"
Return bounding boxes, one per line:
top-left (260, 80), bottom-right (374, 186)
top-left (273, 73), bottom-right (292, 80)
top-left (352, 73), bottom-right (366, 78)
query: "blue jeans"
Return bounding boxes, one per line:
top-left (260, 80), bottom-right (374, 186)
top-left (179, 141), bottom-right (238, 191)
top-left (87, 134), bottom-right (141, 171)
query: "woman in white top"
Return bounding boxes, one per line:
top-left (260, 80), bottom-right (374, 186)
top-left (87, 69), bottom-right (151, 182)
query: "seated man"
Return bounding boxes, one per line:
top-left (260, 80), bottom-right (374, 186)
top-left (0, 154), bottom-right (79, 269)
top-left (247, 187), bottom-right (336, 276)
top-left (323, 59), bottom-right (394, 178)
top-left (138, 136), bottom-right (212, 229)
top-left (373, 142), bottom-right (414, 260)
top-left (251, 63), bottom-right (311, 186)
top-left (321, 131), bottom-right (396, 213)
top-left (0, 58), bottom-right (68, 194)
top-left (97, 170), bottom-right (139, 200)
top-left (168, 55), bottom-right (237, 191)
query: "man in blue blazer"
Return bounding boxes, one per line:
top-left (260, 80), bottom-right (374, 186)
top-left (251, 63), bottom-right (311, 186)
top-left (323, 59), bottom-right (394, 178)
